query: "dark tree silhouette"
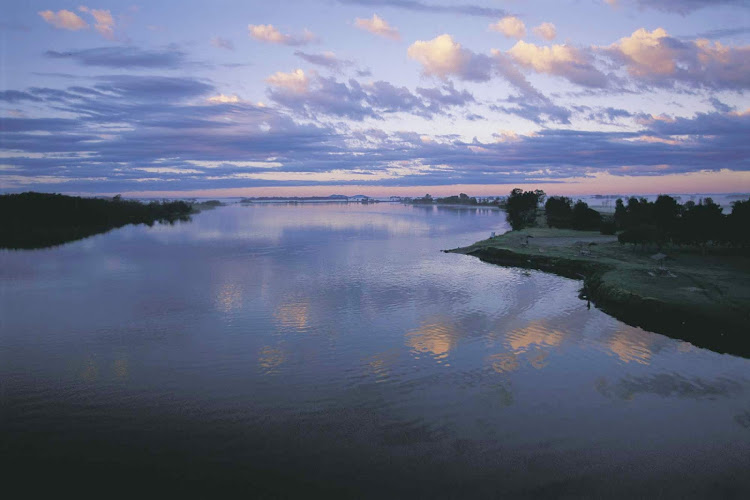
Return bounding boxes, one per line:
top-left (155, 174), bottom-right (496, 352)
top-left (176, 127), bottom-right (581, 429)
top-left (545, 196), bottom-right (573, 228)
top-left (506, 188), bottom-right (544, 230)
top-left (0, 192), bottom-right (193, 249)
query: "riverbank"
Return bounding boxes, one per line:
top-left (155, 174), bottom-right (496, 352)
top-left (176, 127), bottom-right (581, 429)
top-left (0, 192), bottom-right (195, 250)
top-left (448, 227), bottom-right (750, 357)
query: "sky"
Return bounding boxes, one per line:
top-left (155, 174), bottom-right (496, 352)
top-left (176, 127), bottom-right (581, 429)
top-left (1, 0), bottom-right (749, 197)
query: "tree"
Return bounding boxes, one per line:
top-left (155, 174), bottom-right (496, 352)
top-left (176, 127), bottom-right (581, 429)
top-left (728, 198), bottom-right (750, 248)
top-left (545, 196), bottom-right (573, 228)
top-left (681, 198), bottom-right (724, 253)
top-left (571, 200), bottom-right (602, 230)
top-left (506, 188), bottom-right (544, 230)
top-left (653, 194), bottom-right (680, 243)
top-left (614, 198), bottom-right (626, 229)
top-left (618, 224), bottom-right (658, 252)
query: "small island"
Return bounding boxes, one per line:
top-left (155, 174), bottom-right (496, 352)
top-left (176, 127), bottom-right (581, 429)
top-left (0, 192), bottom-right (196, 250)
top-left (449, 189), bottom-right (750, 357)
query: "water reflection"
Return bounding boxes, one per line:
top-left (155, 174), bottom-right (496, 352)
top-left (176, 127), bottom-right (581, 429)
top-left (80, 358), bottom-right (99, 382)
top-left (506, 320), bottom-right (565, 353)
top-left (215, 282), bottom-right (243, 313)
top-left (274, 301), bottom-right (310, 332)
top-left (258, 346), bottom-right (285, 374)
top-left (607, 328), bottom-right (654, 365)
top-left (405, 319), bottom-right (458, 362)
top-left (488, 352), bottom-right (520, 373)
top-left (113, 357), bottom-right (128, 379)
top-left (364, 350), bottom-right (400, 383)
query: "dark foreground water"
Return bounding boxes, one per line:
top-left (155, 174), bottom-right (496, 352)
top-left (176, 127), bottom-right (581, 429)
top-left (2, 203), bottom-right (749, 498)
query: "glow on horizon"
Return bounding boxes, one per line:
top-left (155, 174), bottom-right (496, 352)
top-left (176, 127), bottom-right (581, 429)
top-left (102, 170), bottom-right (750, 199)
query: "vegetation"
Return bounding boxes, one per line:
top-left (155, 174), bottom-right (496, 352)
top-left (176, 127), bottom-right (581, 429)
top-left (505, 189), bottom-right (546, 230)
top-left (614, 195), bottom-right (750, 253)
top-left (449, 227), bottom-right (750, 358)
top-left (0, 192), bottom-right (194, 250)
top-left (407, 193), bottom-right (505, 207)
top-left (544, 196), bottom-right (602, 231)
top-left (450, 188), bottom-right (750, 356)
top-left (190, 199), bottom-right (224, 210)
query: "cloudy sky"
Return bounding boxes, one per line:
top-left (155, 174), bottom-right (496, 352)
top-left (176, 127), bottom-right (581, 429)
top-left (1, 0), bottom-right (749, 196)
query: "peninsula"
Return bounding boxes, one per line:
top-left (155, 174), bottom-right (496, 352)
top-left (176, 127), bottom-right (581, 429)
top-left (449, 190), bottom-right (750, 358)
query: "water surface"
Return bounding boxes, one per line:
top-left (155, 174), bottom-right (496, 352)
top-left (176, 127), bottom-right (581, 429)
top-left (2, 203), bottom-right (749, 497)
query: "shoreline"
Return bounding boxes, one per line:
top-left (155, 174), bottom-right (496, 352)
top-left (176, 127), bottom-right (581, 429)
top-left (448, 228), bottom-right (750, 358)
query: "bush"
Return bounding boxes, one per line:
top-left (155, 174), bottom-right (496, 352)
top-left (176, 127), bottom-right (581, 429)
top-left (600, 218), bottom-right (617, 235)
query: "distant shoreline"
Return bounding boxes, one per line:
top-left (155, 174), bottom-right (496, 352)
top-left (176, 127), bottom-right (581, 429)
top-left (0, 192), bottom-right (196, 250)
top-left (448, 227), bottom-right (750, 358)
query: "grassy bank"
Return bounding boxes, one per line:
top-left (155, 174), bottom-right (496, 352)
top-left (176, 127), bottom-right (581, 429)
top-left (448, 227), bottom-right (750, 358)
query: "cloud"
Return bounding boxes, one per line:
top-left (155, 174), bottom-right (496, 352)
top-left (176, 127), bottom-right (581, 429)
top-left (606, 27), bottom-right (750, 89)
top-left (92, 75), bottom-right (214, 102)
top-left (416, 82), bottom-right (474, 107)
top-left (354, 14), bottom-right (400, 40)
top-left (490, 16), bottom-right (526, 39)
top-left (211, 37), bottom-right (234, 50)
top-left (491, 51), bottom-right (573, 124)
top-left (407, 34), bottom-right (492, 81)
top-left (337, 0), bottom-right (507, 18)
top-left (533, 22), bottom-right (556, 41)
top-left (266, 69), bottom-right (310, 93)
top-left (608, 28), bottom-right (676, 77)
top-left (207, 94), bottom-right (241, 104)
top-left (609, 0), bottom-right (747, 15)
top-left (267, 73), bottom-right (472, 120)
top-left (693, 26), bottom-right (750, 40)
top-left (38, 9), bottom-right (88, 30)
top-left (45, 46), bottom-right (186, 68)
top-left (78, 6), bottom-right (115, 40)
top-left (0, 90), bottom-right (44, 103)
top-left (294, 51), bottom-right (353, 70)
top-left (248, 24), bottom-right (316, 46)
top-left (268, 75), bottom-right (374, 120)
top-left (508, 41), bottom-right (608, 88)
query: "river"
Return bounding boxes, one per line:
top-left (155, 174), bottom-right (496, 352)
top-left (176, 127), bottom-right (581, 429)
top-left (2, 202), bottom-right (748, 497)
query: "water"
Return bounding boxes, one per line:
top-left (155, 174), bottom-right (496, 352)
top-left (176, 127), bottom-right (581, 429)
top-left (1, 203), bottom-right (749, 497)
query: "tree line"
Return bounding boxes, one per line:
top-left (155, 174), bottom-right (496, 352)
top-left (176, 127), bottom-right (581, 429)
top-left (504, 188), bottom-right (750, 253)
top-left (614, 195), bottom-right (750, 252)
top-left (408, 193), bottom-right (504, 206)
top-left (0, 192), bottom-right (194, 249)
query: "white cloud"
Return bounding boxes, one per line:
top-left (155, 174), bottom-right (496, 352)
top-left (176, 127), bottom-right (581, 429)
top-left (266, 69), bottom-right (309, 93)
top-left (606, 27), bottom-right (750, 89)
top-left (407, 34), bottom-right (491, 81)
top-left (533, 22), bottom-right (556, 41)
top-left (609, 28), bottom-right (676, 76)
top-left (38, 9), bottom-right (88, 30)
top-left (508, 40), bottom-right (608, 87)
top-left (489, 16), bottom-right (526, 39)
top-left (79, 6), bottom-right (115, 40)
top-left (354, 14), bottom-right (400, 40)
top-left (207, 94), bottom-right (241, 103)
top-left (248, 24), bottom-right (316, 46)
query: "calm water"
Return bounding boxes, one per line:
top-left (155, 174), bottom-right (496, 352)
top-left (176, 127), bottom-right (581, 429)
top-left (2, 203), bottom-right (749, 497)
